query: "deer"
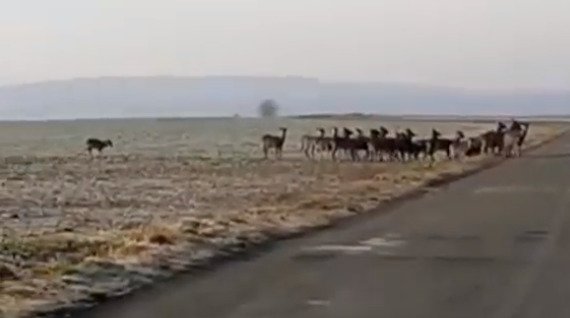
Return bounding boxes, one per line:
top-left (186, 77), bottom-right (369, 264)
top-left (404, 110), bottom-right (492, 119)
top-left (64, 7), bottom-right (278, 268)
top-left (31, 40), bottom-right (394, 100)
top-left (411, 139), bottom-right (429, 161)
top-left (409, 131), bottom-right (431, 161)
top-left (262, 127), bottom-right (287, 159)
top-left (517, 121), bottom-right (531, 148)
top-left (300, 128), bottom-right (325, 159)
top-left (481, 122), bottom-right (507, 155)
top-left (393, 128), bottom-right (419, 161)
top-left (503, 121), bottom-right (530, 158)
top-left (331, 127), bottom-right (357, 161)
top-left (315, 131), bottom-right (334, 158)
top-left (369, 126), bottom-right (398, 161)
top-left (301, 128), bottom-right (334, 160)
top-left (368, 129), bottom-right (383, 161)
top-left (428, 129), bottom-right (453, 161)
top-left (397, 128), bottom-right (430, 161)
top-left (353, 128), bottom-right (371, 161)
top-left (465, 136), bottom-right (484, 157)
top-left (86, 138), bottom-right (113, 156)
top-left (450, 131), bottom-right (471, 160)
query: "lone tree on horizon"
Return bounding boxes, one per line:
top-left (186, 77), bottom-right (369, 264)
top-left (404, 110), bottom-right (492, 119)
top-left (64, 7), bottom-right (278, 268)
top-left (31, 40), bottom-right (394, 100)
top-left (258, 99), bottom-right (279, 118)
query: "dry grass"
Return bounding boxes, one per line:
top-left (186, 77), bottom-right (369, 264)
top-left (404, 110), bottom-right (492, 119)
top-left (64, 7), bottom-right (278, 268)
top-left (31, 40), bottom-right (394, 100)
top-left (0, 119), bottom-right (565, 317)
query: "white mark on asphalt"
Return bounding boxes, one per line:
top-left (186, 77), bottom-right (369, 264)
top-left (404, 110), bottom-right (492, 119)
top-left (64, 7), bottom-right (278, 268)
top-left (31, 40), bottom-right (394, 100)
top-left (306, 299), bottom-right (331, 307)
top-left (360, 237), bottom-right (406, 248)
top-left (302, 245), bottom-right (372, 254)
top-left (384, 232), bottom-right (406, 239)
top-left (473, 186), bottom-right (556, 195)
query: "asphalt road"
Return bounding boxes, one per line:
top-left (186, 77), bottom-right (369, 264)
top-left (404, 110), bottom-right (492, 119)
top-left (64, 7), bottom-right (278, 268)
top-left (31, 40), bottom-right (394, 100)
top-left (76, 134), bottom-right (570, 318)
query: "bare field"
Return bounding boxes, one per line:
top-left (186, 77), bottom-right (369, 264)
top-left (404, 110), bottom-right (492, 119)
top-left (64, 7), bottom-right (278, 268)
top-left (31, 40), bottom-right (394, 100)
top-left (0, 118), bottom-right (565, 317)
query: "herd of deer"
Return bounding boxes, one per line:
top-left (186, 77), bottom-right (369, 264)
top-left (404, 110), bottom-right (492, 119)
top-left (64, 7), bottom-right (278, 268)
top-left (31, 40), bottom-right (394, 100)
top-left (261, 120), bottom-right (530, 161)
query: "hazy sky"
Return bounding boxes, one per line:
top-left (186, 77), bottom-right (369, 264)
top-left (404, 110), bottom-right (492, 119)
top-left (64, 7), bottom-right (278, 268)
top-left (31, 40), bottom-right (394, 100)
top-left (2, 0), bottom-right (569, 89)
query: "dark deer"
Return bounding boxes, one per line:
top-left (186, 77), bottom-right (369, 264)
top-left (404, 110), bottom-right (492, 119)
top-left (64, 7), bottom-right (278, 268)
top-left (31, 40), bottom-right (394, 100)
top-left (262, 127), bottom-right (287, 159)
top-left (86, 138), bottom-right (113, 155)
top-left (481, 122), bottom-right (507, 154)
top-left (331, 127), bottom-right (357, 161)
top-left (428, 129), bottom-right (453, 161)
top-left (394, 128), bottom-right (417, 161)
top-left (353, 128), bottom-right (371, 161)
top-left (399, 128), bottom-right (429, 161)
top-left (411, 138), bottom-right (430, 160)
top-left (377, 126), bottom-right (398, 160)
top-left (369, 126), bottom-right (398, 161)
top-left (465, 136), bottom-right (483, 157)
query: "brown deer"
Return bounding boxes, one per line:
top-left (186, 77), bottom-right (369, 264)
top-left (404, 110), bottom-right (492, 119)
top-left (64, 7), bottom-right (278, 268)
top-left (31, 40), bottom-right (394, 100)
top-left (262, 127), bottom-right (287, 159)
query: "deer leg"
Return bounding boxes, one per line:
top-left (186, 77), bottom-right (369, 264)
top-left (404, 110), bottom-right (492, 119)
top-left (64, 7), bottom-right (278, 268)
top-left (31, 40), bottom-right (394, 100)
top-left (351, 149), bottom-right (357, 162)
top-left (303, 144), bottom-right (310, 159)
top-left (352, 149), bottom-right (359, 162)
top-left (263, 146), bottom-right (268, 159)
top-left (310, 144), bottom-right (316, 160)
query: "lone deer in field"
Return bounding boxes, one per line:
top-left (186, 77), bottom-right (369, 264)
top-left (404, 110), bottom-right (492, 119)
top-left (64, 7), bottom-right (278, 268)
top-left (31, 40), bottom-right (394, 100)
top-left (86, 138), bottom-right (113, 156)
top-left (262, 127), bottom-right (287, 159)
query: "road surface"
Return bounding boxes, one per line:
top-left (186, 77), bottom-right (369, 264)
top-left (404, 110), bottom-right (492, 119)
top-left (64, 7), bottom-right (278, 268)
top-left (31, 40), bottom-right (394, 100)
top-left (76, 134), bottom-right (570, 318)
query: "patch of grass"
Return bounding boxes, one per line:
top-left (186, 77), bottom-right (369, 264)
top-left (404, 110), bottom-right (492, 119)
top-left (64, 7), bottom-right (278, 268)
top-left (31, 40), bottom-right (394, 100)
top-left (124, 224), bottom-right (181, 246)
top-left (0, 235), bottom-right (118, 264)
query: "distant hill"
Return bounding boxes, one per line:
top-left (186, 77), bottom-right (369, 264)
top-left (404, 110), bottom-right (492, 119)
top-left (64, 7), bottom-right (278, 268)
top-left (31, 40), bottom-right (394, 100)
top-left (0, 76), bottom-right (568, 120)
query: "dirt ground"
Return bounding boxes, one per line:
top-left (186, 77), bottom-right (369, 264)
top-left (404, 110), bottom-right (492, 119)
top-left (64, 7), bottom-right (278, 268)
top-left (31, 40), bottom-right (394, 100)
top-left (0, 118), bottom-right (565, 317)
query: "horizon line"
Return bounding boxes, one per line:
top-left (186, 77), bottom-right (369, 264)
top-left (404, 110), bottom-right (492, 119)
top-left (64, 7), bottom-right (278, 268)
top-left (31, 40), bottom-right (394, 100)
top-left (0, 113), bottom-right (568, 123)
top-left (1, 75), bottom-right (569, 94)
